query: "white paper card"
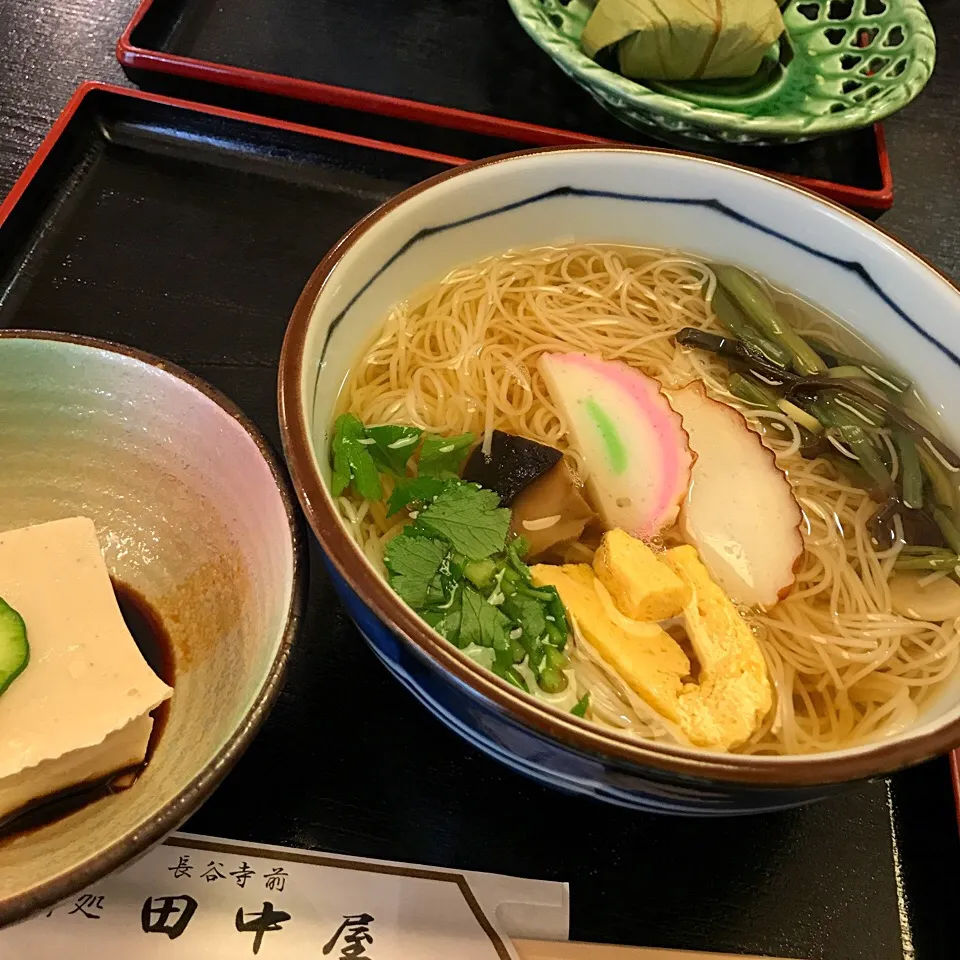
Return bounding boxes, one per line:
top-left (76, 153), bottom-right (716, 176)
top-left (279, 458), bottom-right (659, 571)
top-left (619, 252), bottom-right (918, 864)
top-left (2, 831), bottom-right (569, 959)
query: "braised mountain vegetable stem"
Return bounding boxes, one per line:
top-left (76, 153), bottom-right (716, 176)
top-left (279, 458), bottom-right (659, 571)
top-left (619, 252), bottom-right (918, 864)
top-left (825, 365), bottom-right (872, 383)
top-left (893, 554), bottom-right (960, 571)
top-left (899, 545), bottom-right (956, 557)
top-left (809, 397), bottom-right (894, 497)
top-left (728, 372), bottom-right (821, 432)
top-left (894, 427), bottom-right (923, 510)
top-left (674, 327), bottom-right (960, 471)
top-left (791, 378), bottom-right (960, 470)
top-left (728, 372), bottom-right (780, 410)
top-left (933, 507), bottom-right (960, 557)
top-left (779, 399), bottom-right (822, 434)
top-left (677, 324), bottom-right (960, 571)
top-left (807, 337), bottom-right (912, 394)
top-left (728, 373), bottom-right (828, 458)
top-left (710, 286), bottom-right (791, 368)
top-left (714, 266), bottom-right (827, 375)
top-left (677, 327), bottom-right (782, 373)
top-left (830, 392), bottom-right (885, 428)
top-left (822, 452), bottom-right (877, 491)
top-left (918, 445), bottom-right (956, 509)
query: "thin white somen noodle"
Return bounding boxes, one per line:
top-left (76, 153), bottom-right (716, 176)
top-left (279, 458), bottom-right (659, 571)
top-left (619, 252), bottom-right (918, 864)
top-left (570, 623), bottom-right (685, 744)
top-left (334, 244), bottom-right (957, 754)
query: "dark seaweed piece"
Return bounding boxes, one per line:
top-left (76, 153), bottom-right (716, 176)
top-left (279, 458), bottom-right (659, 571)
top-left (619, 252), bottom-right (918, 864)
top-left (461, 430), bottom-right (563, 506)
top-left (867, 501), bottom-right (946, 550)
top-left (676, 328), bottom-right (786, 376)
top-left (800, 431), bottom-right (831, 460)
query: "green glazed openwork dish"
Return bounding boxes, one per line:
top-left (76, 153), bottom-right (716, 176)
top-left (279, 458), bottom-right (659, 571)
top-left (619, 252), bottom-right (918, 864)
top-left (507, 0), bottom-right (936, 144)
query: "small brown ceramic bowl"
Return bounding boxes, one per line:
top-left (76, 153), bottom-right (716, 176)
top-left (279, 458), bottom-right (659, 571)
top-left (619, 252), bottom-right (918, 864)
top-left (0, 331), bottom-right (304, 926)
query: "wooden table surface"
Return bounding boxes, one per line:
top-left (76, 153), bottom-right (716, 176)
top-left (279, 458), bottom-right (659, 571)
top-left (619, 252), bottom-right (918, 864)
top-left (0, 2), bottom-right (958, 959)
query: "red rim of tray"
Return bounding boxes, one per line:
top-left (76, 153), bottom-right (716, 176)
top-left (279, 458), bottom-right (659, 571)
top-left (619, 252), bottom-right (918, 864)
top-left (116, 0), bottom-right (894, 212)
top-left (0, 81), bottom-right (465, 227)
top-left (951, 751), bottom-right (960, 837)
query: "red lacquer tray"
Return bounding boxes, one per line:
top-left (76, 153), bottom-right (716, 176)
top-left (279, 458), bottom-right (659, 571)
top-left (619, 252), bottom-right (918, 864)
top-left (952, 751), bottom-right (960, 834)
top-left (117, 0), bottom-right (894, 214)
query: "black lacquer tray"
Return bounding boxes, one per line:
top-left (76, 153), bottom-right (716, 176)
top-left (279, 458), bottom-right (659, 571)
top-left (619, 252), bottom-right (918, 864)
top-left (0, 83), bottom-right (955, 959)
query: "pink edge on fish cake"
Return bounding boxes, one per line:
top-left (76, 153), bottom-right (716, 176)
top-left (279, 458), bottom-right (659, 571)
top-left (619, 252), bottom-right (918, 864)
top-left (547, 352), bottom-right (691, 535)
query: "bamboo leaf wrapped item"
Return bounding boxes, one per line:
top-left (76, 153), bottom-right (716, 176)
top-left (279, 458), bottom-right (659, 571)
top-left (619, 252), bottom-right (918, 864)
top-left (581, 0), bottom-right (785, 81)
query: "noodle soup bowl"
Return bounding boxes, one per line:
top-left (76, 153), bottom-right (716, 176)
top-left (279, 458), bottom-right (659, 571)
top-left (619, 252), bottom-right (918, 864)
top-left (279, 147), bottom-right (960, 814)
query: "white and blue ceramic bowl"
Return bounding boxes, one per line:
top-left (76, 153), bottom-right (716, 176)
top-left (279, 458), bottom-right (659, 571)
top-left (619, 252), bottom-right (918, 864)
top-left (279, 147), bottom-right (960, 815)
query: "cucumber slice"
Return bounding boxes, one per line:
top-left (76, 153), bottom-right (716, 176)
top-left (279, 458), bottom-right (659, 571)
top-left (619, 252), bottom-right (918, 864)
top-left (0, 596), bottom-right (28, 697)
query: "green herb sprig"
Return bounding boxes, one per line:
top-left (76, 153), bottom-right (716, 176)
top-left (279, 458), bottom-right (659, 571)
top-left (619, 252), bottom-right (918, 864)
top-left (332, 415), bottom-right (571, 694)
top-left (384, 489), bottom-right (570, 694)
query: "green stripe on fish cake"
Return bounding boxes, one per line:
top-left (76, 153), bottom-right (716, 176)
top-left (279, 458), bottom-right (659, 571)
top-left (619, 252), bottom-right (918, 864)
top-left (585, 397), bottom-right (627, 475)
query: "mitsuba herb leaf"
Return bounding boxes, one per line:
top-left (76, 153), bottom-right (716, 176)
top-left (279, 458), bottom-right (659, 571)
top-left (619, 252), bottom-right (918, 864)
top-left (493, 662), bottom-right (529, 692)
top-left (330, 416), bottom-right (573, 692)
top-left (504, 536), bottom-right (532, 582)
top-left (422, 585), bottom-right (466, 648)
top-left (386, 476), bottom-right (448, 517)
top-left (383, 534), bottom-right (449, 609)
top-left (330, 413), bottom-right (382, 501)
top-left (418, 432), bottom-right (476, 478)
top-left (571, 693), bottom-right (590, 717)
top-left (458, 585), bottom-right (512, 650)
top-left (330, 454), bottom-right (351, 498)
top-left (330, 413), bottom-right (358, 496)
top-left (502, 591), bottom-right (546, 648)
top-left (366, 425), bottom-right (423, 476)
top-left (414, 483), bottom-right (510, 560)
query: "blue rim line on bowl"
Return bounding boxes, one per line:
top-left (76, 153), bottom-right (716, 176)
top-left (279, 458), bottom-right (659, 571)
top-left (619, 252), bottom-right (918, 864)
top-left (311, 183), bottom-right (958, 403)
